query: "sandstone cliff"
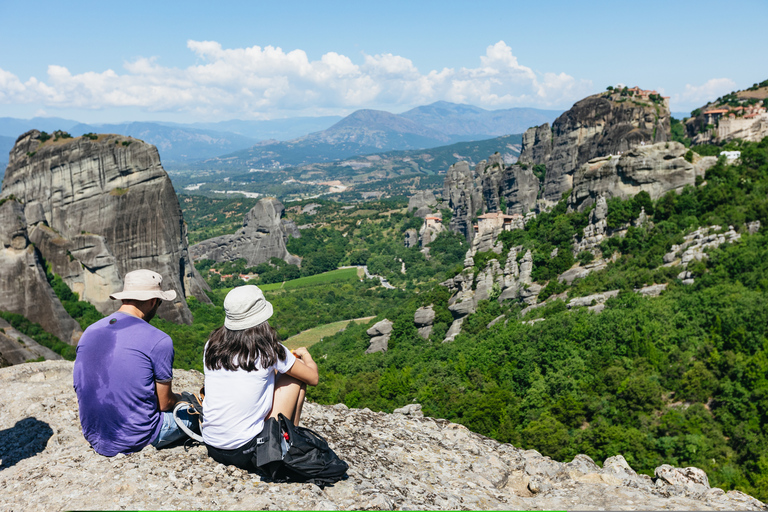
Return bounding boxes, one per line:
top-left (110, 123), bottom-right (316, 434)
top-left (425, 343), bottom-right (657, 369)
top-left (1, 361), bottom-right (764, 511)
top-left (519, 90), bottom-right (671, 205)
top-left (190, 197), bottom-right (300, 267)
top-left (0, 197), bottom-right (81, 343)
top-left (0, 130), bottom-right (209, 325)
top-left (568, 141), bottom-right (717, 212)
top-left (0, 318), bottom-right (63, 367)
top-left (443, 154), bottom-right (539, 242)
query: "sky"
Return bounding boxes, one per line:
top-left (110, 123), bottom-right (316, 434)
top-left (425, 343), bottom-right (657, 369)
top-left (0, 0), bottom-right (766, 124)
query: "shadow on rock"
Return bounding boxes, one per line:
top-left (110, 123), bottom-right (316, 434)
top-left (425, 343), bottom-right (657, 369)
top-left (0, 417), bottom-right (53, 471)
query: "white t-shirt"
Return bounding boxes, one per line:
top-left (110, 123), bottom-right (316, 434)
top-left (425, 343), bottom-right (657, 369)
top-left (201, 343), bottom-right (296, 449)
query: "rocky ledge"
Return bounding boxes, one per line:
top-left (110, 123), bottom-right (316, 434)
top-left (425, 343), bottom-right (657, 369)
top-left (1, 361), bottom-right (764, 511)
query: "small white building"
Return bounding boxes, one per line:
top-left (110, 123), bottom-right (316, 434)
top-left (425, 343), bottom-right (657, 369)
top-left (720, 151), bottom-right (741, 162)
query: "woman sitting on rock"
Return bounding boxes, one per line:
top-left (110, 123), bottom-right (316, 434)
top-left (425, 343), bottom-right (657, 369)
top-left (201, 285), bottom-right (319, 470)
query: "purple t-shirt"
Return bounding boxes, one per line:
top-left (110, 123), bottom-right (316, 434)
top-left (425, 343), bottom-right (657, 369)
top-left (73, 312), bottom-right (174, 456)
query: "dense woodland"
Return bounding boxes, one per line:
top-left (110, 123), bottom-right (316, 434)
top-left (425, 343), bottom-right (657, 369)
top-left (6, 136), bottom-right (768, 501)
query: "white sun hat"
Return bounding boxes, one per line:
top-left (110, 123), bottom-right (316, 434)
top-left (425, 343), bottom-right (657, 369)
top-left (109, 269), bottom-right (177, 302)
top-left (224, 285), bottom-right (273, 330)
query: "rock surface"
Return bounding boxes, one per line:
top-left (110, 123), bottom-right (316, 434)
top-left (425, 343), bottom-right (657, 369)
top-left (568, 142), bottom-right (714, 212)
top-left (519, 90), bottom-right (671, 205)
top-left (442, 156), bottom-right (539, 242)
top-left (413, 305), bottom-right (436, 340)
top-left (190, 198), bottom-right (301, 267)
top-left (0, 198), bottom-right (81, 343)
top-left (0, 318), bottom-right (62, 367)
top-left (408, 190), bottom-right (437, 211)
top-left (1, 361), bottom-right (765, 511)
top-left (0, 130), bottom-right (210, 325)
top-left (365, 319), bottom-right (393, 354)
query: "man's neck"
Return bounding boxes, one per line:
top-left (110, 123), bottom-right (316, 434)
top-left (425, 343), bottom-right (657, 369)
top-left (117, 304), bottom-right (146, 320)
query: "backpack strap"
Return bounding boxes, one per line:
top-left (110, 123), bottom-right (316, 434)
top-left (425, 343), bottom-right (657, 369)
top-left (173, 398), bottom-right (204, 443)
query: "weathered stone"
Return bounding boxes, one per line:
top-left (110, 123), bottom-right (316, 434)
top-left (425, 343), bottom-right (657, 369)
top-left (365, 335), bottom-right (389, 354)
top-left (636, 283), bottom-right (667, 297)
top-left (366, 319), bottom-right (393, 337)
top-left (568, 142), bottom-right (698, 212)
top-left (520, 91), bottom-right (671, 205)
top-left (443, 160), bottom-right (482, 242)
top-left (0, 318), bottom-right (63, 366)
top-left (393, 403), bottom-right (423, 417)
top-left (0, 199), bottom-right (81, 344)
top-left (413, 306), bottom-right (435, 327)
top-left (655, 464), bottom-right (709, 488)
top-left (408, 190), bottom-right (437, 211)
top-left (403, 228), bottom-right (419, 248)
top-left (0, 130), bottom-right (210, 324)
top-left (190, 198), bottom-right (301, 268)
top-left (443, 317), bottom-right (464, 343)
top-left (567, 290), bottom-right (620, 308)
top-left (414, 205), bottom-right (432, 219)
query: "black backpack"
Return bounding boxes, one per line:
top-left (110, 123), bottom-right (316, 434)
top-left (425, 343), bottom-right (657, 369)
top-left (255, 413), bottom-right (348, 486)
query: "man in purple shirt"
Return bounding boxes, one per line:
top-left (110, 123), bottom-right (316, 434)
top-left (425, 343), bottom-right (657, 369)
top-left (73, 269), bottom-right (197, 456)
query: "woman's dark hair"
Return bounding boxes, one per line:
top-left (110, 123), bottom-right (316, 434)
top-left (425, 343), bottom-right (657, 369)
top-left (204, 322), bottom-right (286, 372)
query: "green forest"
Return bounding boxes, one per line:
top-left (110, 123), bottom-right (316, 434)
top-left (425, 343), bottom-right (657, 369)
top-left (302, 138), bottom-right (768, 500)
top-left (9, 136), bottom-right (768, 501)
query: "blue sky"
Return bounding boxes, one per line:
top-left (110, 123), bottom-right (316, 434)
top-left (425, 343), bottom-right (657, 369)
top-left (1, 0), bottom-right (765, 123)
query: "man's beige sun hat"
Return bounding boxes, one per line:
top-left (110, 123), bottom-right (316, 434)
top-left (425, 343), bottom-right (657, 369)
top-left (224, 285), bottom-right (273, 330)
top-left (109, 269), bottom-right (177, 301)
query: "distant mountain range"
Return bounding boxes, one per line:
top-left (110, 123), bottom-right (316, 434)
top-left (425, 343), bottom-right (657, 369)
top-left (190, 104), bottom-right (561, 171)
top-left (0, 102), bottom-right (562, 171)
top-left (400, 101), bottom-right (562, 138)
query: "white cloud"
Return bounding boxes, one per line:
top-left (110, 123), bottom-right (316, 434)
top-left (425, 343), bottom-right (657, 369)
top-left (0, 40), bottom-right (593, 118)
top-left (673, 78), bottom-right (738, 110)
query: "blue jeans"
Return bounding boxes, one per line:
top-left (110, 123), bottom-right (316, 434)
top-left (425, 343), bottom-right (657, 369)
top-left (151, 408), bottom-right (197, 448)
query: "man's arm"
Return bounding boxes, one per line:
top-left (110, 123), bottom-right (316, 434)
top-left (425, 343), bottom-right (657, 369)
top-left (156, 381), bottom-right (180, 411)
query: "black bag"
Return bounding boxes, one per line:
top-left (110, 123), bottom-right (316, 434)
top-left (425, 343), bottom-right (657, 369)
top-left (254, 413), bottom-right (348, 486)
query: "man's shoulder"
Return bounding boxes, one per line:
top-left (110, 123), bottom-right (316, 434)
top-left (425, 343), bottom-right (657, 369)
top-left (82, 313), bottom-right (171, 345)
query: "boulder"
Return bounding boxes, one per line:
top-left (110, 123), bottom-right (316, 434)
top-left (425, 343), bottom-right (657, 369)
top-left (365, 319), bottom-right (393, 354)
top-left (366, 319), bottom-right (393, 337)
top-left (413, 306), bottom-right (435, 340)
top-left (393, 403), bottom-right (423, 417)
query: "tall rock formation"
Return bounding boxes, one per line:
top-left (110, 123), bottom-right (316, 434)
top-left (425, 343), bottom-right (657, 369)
top-left (190, 198), bottom-right (300, 267)
top-left (443, 154), bottom-right (539, 242)
top-left (0, 197), bottom-right (81, 343)
top-left (519, 89), bottom-right (671, 205)
top-left (568, 141), bottom-right (717, 212)
top-left (0, 130), bottom-right (210, 325)
top-left (443, 161), bottom-right (482, 241)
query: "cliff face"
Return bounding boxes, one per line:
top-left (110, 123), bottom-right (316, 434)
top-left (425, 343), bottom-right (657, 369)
top-left (190, 197), bottom-right (300, 267)
top-left (520, 91), bottom-right (671, 204)
top-left (0, 198), bottom-right (81, 343)
top-left (0, 318), bottom-right (62, 367)
top-left (0, 130), bottom-right (210, 325)
top-left (443, 155), bottom-right (539, 242)
top-left (1, 361), bottom-right (764, 511)
top-left (568, 141), bottom-right (718, 212)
